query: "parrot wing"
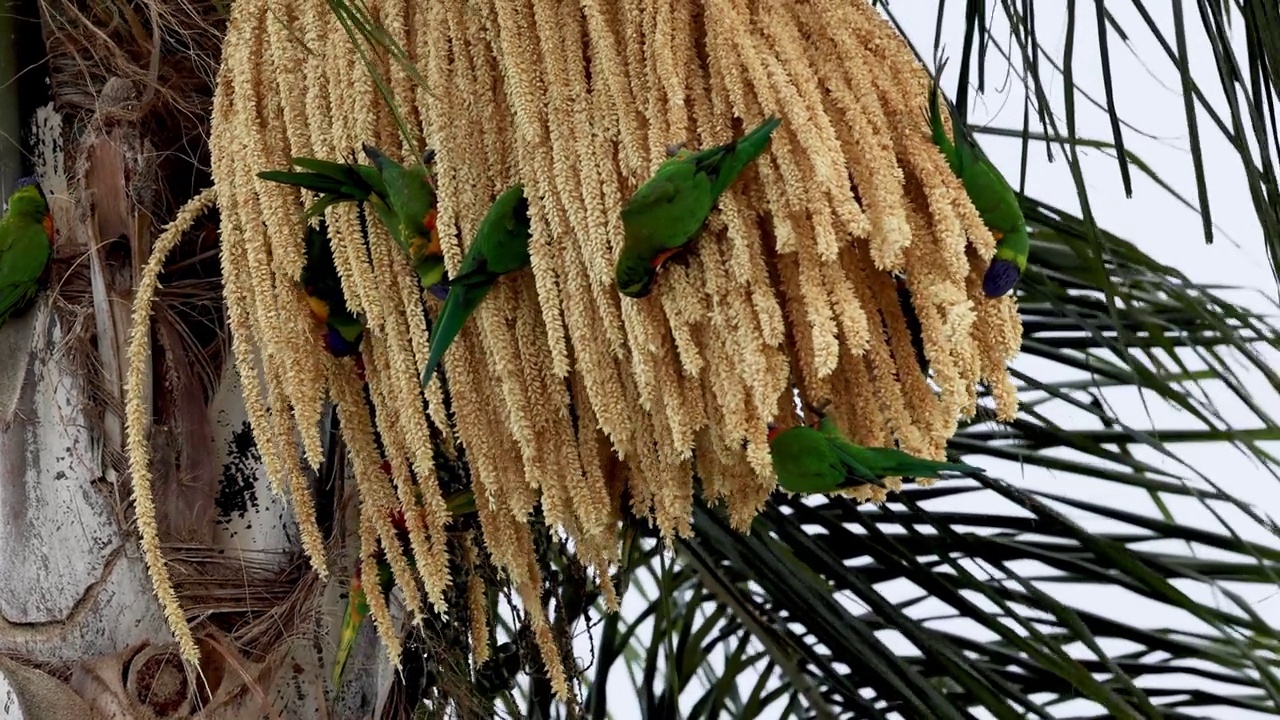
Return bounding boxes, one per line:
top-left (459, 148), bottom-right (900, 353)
top-left (826, 440), bottom-right (886, 488)
top-left (958, 157), bottom-right (1025, 236)
top-left (769, 427), bottom-right (847, 494)
top-left (419, 185), bottom-right (533, 388)
top-left (699, 115), bottom-right (782, 199)
top-left (0, 219), bottom-right (52, 327)
top-left (620, 163), bottom-right (715, 253)
top-left (844, 443), bottom-right (982, 478)
top-left (468, 184), bottom-right (532, 276)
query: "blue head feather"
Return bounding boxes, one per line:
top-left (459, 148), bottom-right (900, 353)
top-left (427, 282), bottom-right (450, 301)
top-left (323, 327), bottom-right (363, 358)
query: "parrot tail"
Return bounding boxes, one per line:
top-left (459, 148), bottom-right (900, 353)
top-left (419, 284), bottom-right (491, 388)
top-left (362, 143), bottom-right (400, 177)
top-left (708, 115), bottom-right (782, 198)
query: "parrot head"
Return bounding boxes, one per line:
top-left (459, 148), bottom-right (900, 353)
top-left (981, 258), bottom-right (1023, 298)
top-left (322, 326), bottom-right (363, 357)
top-left (5, 179), bottom-right (49, 220)
top-left (615, 253), bottom-right (658, 298)
top-left (427, 281), bottom-right (450, 300)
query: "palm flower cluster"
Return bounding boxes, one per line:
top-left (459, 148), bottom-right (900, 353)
top-left (125, 0), bottom-right (1023, 696)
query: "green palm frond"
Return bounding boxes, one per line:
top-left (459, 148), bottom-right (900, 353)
top-left (582, 199), bottom-right (1280, 718)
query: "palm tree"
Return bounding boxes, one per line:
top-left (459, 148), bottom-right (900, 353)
top-left (580, 3), bottom-right (1280, 718)
top-left (1, 1), bottom-right (1278, 719)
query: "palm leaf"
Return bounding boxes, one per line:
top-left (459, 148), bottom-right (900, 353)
top-left (308, 3), bottom-right (1280, 717)
top-left (582, 198), bottom-right (1280, 718)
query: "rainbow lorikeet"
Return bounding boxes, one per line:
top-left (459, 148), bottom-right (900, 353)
top-left (258, 147), bottom-right (447, 292)
top-left (332, 466), bottom-right (476, 687)
top-left (0, 177), bottom-right (54, 331)
top-left (418, 184), bottom-right (531, 389)
top-left (615, 116), bottom-right (781, 298)
top-left (928, 60), bottom-right (1030, 297)
top-left (302, 220), bottom-right (365, 358)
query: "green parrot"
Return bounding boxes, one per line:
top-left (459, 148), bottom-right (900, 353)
top-left (927, 62), bottom-right (1030, 297)
top-left (812, 413), bottom-right (982, 482)
top-left (767, 416), bottom-right (982, 494)
top-left (258, 148), bottom-right (449, 295)
top-left (768, 425), bottom-right (860, 494)
top-left (0, 177), bottom-right (54, 331)
top-left (332, 469), bottom-right (477, 688)
top-left (615, 116), bottom-right (782, 298)
top-left (302, 220), bottom-right (365, 358)
top-left (418, 184), bottom-right (532, 388)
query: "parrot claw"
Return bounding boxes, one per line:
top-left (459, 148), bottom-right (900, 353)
top-left (421, 149), bottom-right (436, 166)
top-left (665, 142), bottom-right (686, 158)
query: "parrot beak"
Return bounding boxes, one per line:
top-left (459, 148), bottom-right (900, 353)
top-left (766, 424), bottom-right (781, 443)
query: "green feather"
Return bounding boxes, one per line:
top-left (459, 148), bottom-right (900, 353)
top-left (0, 182), bottom-right (54, 331)
top-left (362, 144), bottom-right (446, 289)
top-left (419, 184), bottom-right (532, 388)
top-left (331, 487), bottom-right (475, 687)
top-left (615, 116), bottom-right (781, 298)
top-left (814, 415), bottom-right (982, 481)
top-left (259, 148), bottom-right (444, 289)
top-left (769, 426), bottom-right (849, 494)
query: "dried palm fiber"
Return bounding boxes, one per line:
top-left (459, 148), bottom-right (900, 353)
top-left (119, 0), bottom-right (1024, 689)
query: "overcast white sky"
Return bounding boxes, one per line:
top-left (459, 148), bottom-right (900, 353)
top-left (584, 3), bottom-right (1280, 719)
